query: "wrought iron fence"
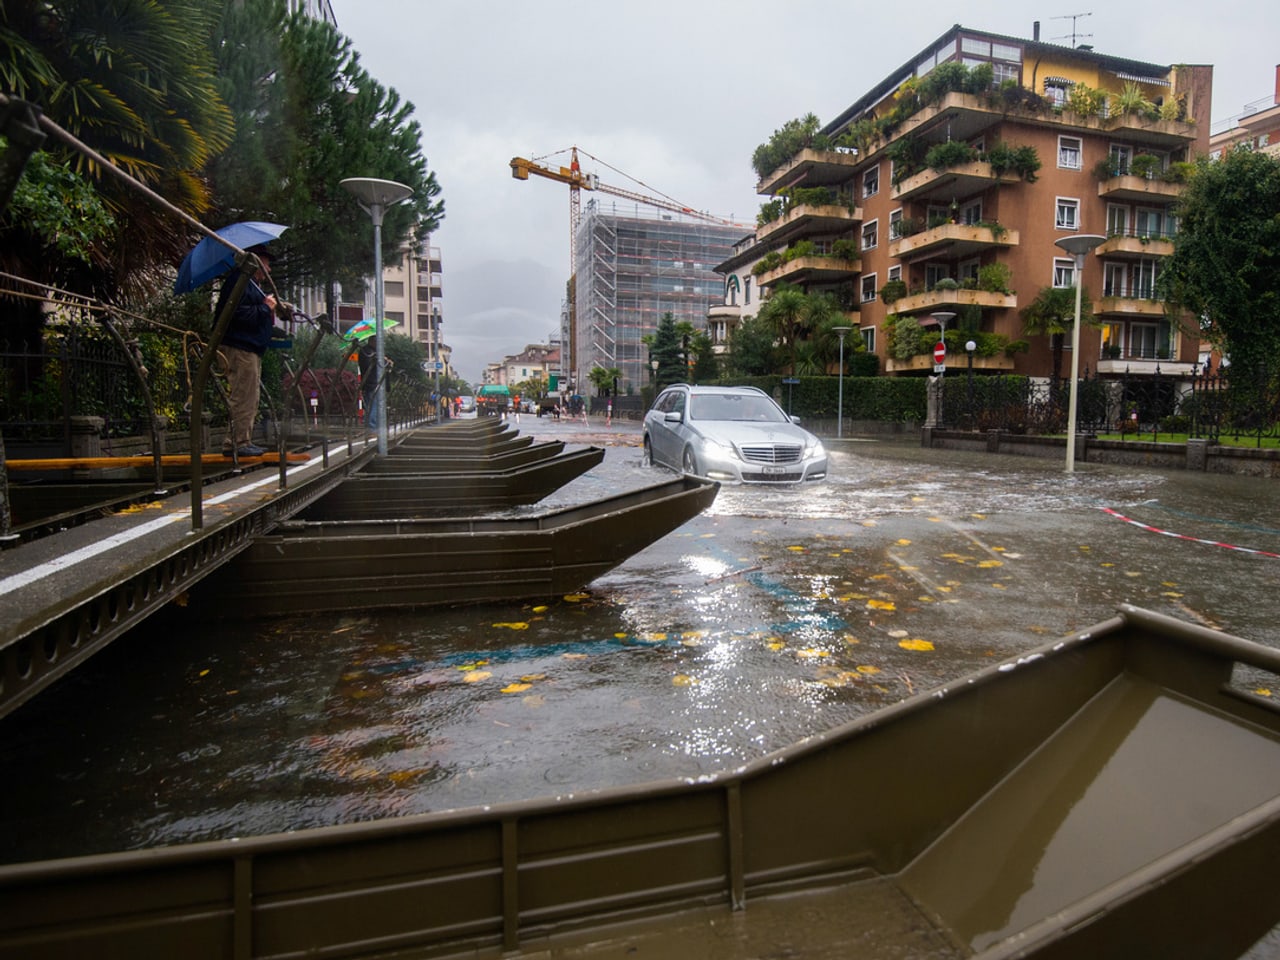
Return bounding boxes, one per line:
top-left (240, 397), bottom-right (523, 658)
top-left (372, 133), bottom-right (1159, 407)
top-left (941, 361), bottom-right (1279, 445)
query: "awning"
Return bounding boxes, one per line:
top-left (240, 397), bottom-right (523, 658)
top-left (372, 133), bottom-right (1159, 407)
top-left (1044, 75), bottom-right (1076, 85)
top-left (1112, 71), bottom-right (1170, 87)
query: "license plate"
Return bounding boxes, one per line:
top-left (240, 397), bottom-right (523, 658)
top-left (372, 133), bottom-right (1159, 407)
top-left (761, 465), bottom-right (787, 475)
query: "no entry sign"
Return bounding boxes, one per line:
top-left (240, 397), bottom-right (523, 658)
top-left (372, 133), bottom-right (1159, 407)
top-left (933, 342), bottom-right (946, 364)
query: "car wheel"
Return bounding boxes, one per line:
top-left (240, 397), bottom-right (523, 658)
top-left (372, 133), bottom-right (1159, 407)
top-left (642, 435), bottom-right (653, 467)
top-left (682, 446), bottom-right (700, 478)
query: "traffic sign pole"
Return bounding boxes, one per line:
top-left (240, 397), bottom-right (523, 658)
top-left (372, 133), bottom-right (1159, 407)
top-left (933, 341), bottom-right (946, 374)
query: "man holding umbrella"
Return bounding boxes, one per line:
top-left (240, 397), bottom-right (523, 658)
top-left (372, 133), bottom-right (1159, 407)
top-left (215, 244), bottom-right (280, 457)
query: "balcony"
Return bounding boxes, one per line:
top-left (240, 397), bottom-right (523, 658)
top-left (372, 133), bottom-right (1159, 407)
top-left (1093, 295), bottom-right (1168, 318)
top-left (884, 91), bottom-right (1198, 158)
top-left (757, 255), bottom-right (860, 288)
top-left (1096, 174), bottom-right (1185, 203)
top-left (889, 223), bottom-right (1019, 261)
top-left (707, 303), bottom-right (742, 321)
top-left (756, 147), bottom-right (861, 195)
top-left (756, 202), bottom-right (862, 246)
top-left (891, 288), bottom-right (1017, 315)
top-left (1096, 234), bottom-right (1175, 258)
top-left (892, 160), bottom-right (1022, 202)
top-left (1096, 357), bottom-right (1195, 377)
top-left (884, 353), bottom-right (1016, 374)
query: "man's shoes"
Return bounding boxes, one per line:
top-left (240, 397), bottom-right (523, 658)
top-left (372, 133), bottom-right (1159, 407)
top-left (235, 443), bottom-right (266, 458)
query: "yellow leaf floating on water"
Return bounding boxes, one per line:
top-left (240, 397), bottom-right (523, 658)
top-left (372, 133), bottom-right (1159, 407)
top-left (796, 648), bottom-right (829, 659)
top-left (492, 622), bottom-right (529, 630)
top-left (896, 538), bottom-right (912, 546)
top-left (861, 520), bottom-right (877, 527)
top-left (1125, 571), bottom-right (1142, 577)
top-left (1255, 688), bottom-right (1273, 698)
top-left (463, 671), bottom-right (491, 683)
top-left (767, 640), bottom-right (786, 651)
top-left (640, 632), bottom-right (667, 643)
top-left (520, 673), bottom-right (546, 682)
top-left (1101, 562), bottom-right (1114, 568)
top-left (1162, 591), bottom-right (1184, 598)
top-left (563, 652), bottom-right (587, 660)
top-left (501, 682), bottom-right (532, 694)
top-left (888, 629), bottom-right (909, 638)
top-left (672, 674), bottom-right (697, 686)
top-left (532, 605), bottom-right (549, 613)
top-left (614, 632), bottom-right (629, 639)
top-left (911, 496), bottom-right (925, 502)
top-left (1161, 581), bottom-right (1178, 588)
top-left (992, 583), bottom-right (1007, 590)
top-left (899, 639), bottom-right (935, 652)
top-left (977, 560), bottom-right (1003, 569)
top-left (857, 665), bottom-right (881, 675)
top-left (787, 545), bottom-right (806, 552)
top-left (682, 630), bottom-right (706, 640)
top-left (457, 661), bottom-right (488, 671)
top-left (1079, 545), bottom-right (1092, 552)
top-left (564, 593), bottom-right (590, 603)
top-left (199, 668), bottom-right (210, 677)
top-left (843, 634), bottom-right (860, 645)
top-left (867, 599), bottom-right (896, 611)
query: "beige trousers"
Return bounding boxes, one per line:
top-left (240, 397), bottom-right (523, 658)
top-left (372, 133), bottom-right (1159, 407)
top-left (223, 345), bottom-right (262, 449)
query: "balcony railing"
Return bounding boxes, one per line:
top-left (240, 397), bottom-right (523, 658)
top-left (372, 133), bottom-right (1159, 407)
top-left (1096, 232), bottom-right (1175, 258)
top-left (756, 202), bottom-right (862, 246)
top-left (892, 160), bottom-right (1022, 202)
top-left (756, 147), bottom-right (862, 196)
top-left (891, 288), bottom-right (1018, 315)
top-left (889, 222), bottom-right (1018, 261)
top-left (757, 254), bottom-right (860, 288)
top-left (1096, 174), bottom-right (1186, 203)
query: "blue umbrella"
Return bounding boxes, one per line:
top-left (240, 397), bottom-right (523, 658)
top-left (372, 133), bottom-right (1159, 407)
top-left (174, 221), bottom-right (288, 294)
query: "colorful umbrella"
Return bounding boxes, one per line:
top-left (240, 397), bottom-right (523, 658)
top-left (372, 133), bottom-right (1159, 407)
top-left (174, 221), bottom-right (288, 294)
top-left (343, 318), bottom-right (401, 342)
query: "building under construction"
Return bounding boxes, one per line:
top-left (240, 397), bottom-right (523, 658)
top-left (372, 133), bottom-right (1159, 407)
top-left (571, 199), bottom-right (745, 395)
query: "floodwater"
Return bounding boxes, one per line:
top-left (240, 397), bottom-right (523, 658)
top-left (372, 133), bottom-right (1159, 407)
top-left (4, 423), bottom-right (1280, 890)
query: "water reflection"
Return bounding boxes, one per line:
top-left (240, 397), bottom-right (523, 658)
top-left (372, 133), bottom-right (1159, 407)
top-left (2, 438), bottom-right (1279, 866)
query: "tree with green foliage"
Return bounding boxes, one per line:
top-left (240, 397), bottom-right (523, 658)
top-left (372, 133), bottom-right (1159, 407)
top-left (690, 330), bottom-right (718, 382)
top-left (1159, 148), bottom-right (1280, 414)
top-left (1, 0), bottom-right (233, 340)
top-left (1021, 284), bottom-right (1096, 382)
top-left (725, 313), bottom-right (780, 377)
top-left (206, 3), bottom-right (444, 316)
top-left (587, 365), bottom-right (622, 396)
top-left (645, 312), bottom-right (687, 390)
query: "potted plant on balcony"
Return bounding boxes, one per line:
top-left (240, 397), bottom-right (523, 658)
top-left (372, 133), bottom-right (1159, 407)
top-left (1130, 153), bottom-right (1163, 180)
top-left (879, 278), bottom-right (907, 304)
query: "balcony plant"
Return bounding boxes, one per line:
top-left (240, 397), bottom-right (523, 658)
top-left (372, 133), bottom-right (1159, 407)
top-left (756, 199), bottom-right (784, 227)
top-left (1113, 81), bottom-right (1155, 118)
top-left (925, 140), bottom-right (980, 171)
top-left (751, 113), bottom-right (826, 181)
top-left (1065, 82), bottom-right (1107, 119)
top-left (977, 262), bottom-right (1013, 295)
top-left (879, 278), bottom-right (907, 304)
top-left (1129, 153), bottom-right (1163, 179)
top-left (985, 142), bottom-right (1041, 181)
top-left (830, 237), bottom-right (859, 261)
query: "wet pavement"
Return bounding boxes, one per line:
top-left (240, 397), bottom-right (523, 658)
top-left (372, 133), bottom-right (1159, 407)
top-left (3, 417), bottom-right (1280, 886)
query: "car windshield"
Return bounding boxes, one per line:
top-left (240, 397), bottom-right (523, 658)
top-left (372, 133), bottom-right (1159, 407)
top-left (689, 394), bottom-right (787, 422)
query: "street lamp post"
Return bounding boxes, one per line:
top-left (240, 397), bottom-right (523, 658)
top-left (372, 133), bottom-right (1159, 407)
top-left (341, 177), bottom-right (413, 455)
top-left (965, 339), bottom-right (977, 428)
top-left (833, 326), bottom-right (852, 439)
top-left (431, 303), bottom-right (441, 423)
top-left (930, 311), bottom-right (956, 427)
top-left (1054, 234), bottom-right (1106, 473)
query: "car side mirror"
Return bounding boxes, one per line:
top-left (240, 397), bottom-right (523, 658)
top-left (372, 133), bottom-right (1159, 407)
top-left (790, 415), bottom-right (802, 424)
top-left (664, 410), bottom-right (684, 423)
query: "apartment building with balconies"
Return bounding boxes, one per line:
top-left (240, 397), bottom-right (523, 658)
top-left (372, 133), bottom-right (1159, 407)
top-left (376, 235), bottom-right (450, 378)
top-left (747, 23), bottom-right (1212, 382)
top-left (1210, 65), bottom-right (1280, 161)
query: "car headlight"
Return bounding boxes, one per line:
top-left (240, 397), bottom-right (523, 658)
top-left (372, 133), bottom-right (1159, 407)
top-left (805, 439), bottom-right (825, 458)
top-left (702, 436), bottom-right (739, 459)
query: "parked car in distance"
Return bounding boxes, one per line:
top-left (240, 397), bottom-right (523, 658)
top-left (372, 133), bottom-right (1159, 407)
top-left (643, 384), bottom-right (827, 483)
top-left (457, 395), bottom-right (476, 415)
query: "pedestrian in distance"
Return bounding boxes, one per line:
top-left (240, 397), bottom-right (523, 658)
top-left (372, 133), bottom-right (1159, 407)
top-left (215, 244), bottom-right (280, 458)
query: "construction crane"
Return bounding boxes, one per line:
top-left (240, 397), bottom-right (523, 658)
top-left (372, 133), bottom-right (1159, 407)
top-left (510, 147), bottom-right (747, 388)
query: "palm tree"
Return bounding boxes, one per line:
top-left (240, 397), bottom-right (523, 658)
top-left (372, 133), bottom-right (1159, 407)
top-left (758, 285), bottom-right (808, 373)
top-left (1021, 285), bottom-right (1096, 381)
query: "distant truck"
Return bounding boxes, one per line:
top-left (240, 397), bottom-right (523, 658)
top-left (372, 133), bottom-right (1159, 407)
top-left (537, 390), bottom-right (564, 417)
top-left (476, 384), bottom-right (511, 417)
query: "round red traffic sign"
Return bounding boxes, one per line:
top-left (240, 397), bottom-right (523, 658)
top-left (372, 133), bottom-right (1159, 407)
top-left (933, 342), bottom-right (946, 364)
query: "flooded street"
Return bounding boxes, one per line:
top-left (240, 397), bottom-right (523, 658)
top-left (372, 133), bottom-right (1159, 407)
top-left (3, 422), bottom-right (1280, 871)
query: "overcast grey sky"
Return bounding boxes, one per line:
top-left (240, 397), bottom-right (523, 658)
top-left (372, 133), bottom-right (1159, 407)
top-left (335, 1), bottom-right (1279, 385)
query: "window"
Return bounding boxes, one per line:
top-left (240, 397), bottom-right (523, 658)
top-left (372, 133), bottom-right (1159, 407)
top-left (959, 199), bottom-right (982, 225)
top-left (958, 258), bottom-right (980, 284)
top-left (861, 326), bottom-right (876, 353)
top-left (1106, 204), bottom-right (1129, 238)
top-left (1109, 144), bottom-right (1132, 175)
top-left (1053, 258), bottom-right (1075, 288)
top-left (1134, 260), bottom-right (1159, 299)
top-left (925, 263), bottom-right (950, 288)
top-left (862, 219), bottom-right (879, 251)
top-left (725, 274), bottom-right (739, 305)
top-left (861, 273), bottom-right (878, 303)
top-left (887, 264), bottom-right (902, 283)
top-left (1101, 322), bottom-right (1123, 358)
top-left (992, 62), bottom-right (1018, 85)
top-left (1058, 136), bottom-right (1082, 170)
top-left (863, 164), bottom-right (880, 199)
top-left (1131, 322), bottom-right (1172, 359)
top-left (1055, 197), bottom-right (1079, 230)
top-left (889, 209), bottom-right (903, 240)
top-left (1135, 207), bottom-right (1163, 238)
top-left (1104, 263), bottom-right (1129, 297)
top-left (1045, 80), bottom-right (1070, 107)
top-left (384, 281), bottom-right (405, 298)
top-left (385, 310), bottom-right (405, 322)
top-left (744, 277), bottom-right (751, 305)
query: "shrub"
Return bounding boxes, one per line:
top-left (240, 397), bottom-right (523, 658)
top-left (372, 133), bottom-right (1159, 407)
top-left (831, 237), bottom-right (859, 261)
top-left (756, 199), bottom-right (784, 226)
top-left (977, 262), bottom-right (1013, 294)
top-left (986, 142), bottom-right (1041, 181)
top-left (1130, 153), bottom-right (1162, 179)
top-left (932, 277), bottom-right (960, 290)
top-left (925, 140), bottom-right (980, 171)
top-left (1066, 82), bottom-right (1107, 118)
top-left (879, 279), bottom-right (907, 304)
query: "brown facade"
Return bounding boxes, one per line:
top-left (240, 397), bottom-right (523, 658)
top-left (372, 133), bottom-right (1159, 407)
top-left (749, 26), bottom-right (1213, 381)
